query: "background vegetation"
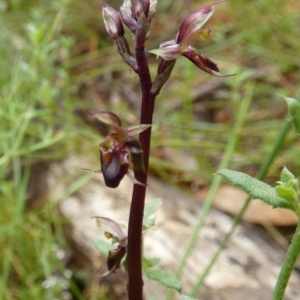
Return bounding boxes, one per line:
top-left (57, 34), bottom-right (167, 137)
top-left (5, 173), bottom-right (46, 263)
top-left (1, 0), bottom-right (300, 299)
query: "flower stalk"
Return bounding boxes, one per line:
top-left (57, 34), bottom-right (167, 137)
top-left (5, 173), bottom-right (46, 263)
top-left (126, 12), bottom-right (153, 300)
top-left (97, 1), bottom-right (229, 299)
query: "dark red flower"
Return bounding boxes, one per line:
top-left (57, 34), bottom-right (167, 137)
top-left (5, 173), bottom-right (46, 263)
top-left (80, 110), bottom-right (150, 188)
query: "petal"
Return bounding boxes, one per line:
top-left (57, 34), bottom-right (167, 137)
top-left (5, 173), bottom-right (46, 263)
top-left (120, 0), bottom-right (137, 33)
top-left (182, 46), bottom-right (230, 77)
top-left (107, 246), bottom-right (126, 271)
top-left (142, 0), bottom-right (150, 16)
top-left (147, 0), bottom-right (157, 22)
top-left (92, 216), bottom-right (127, 246)
top-left (74, 108), bottom-right (109, 136)
top-left (101, 149), bottom-right (130, 188)
top-left (156, 58), bottom-right (176, 77)
top-left (177, 0), bottom-right (226, 44)
top-left (149, 42), bottom-right (181, 60)
top-left (85, 110), bottom-right (128, 141)
top-left (127, 124), bottom-right (151, 136)
top-left (160, 39), bottom-right (177, 48)
top-left (98, 245), bottom-right (126, 277)
top-left (85, 110), bottom-right (122, 127)
top-left (132, 0), bottom-right (144, 19)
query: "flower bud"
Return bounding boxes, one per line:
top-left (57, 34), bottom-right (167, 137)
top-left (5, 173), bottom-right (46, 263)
top-left (147, 0), bottom-right (157, 23)
top-left (102, 4), bottom-right (124, 39)
top-left (151, 59), bottom-right (176, 94)
top-left (120, 0), bottom-right (137, 33)
top-left (132, 0), bottom-right (144, 19)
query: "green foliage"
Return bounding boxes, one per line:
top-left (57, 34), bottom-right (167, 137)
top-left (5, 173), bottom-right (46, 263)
top-left (143, 198), bottom-right (162, 229)
top-left (178, 296), bottom-right (199, 300)
top-left (286, 97), bottom-right (300, 136)
top-left (0, 1), bottom-right (106, 299)
top-left (143, 257), bottom-right (160, 270)
top-left (216, 169), bottom-right (297, 211)
top-left (93, 239), bottom-right (115, 257)
top-left (275, 167), bottom-right (300, 214)
top-left (145, 269), bottom-right (182, 293)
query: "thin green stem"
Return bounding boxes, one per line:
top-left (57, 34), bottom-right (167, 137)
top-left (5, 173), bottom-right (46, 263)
top-left (189, 119), bottom-right (292, 297)
top-left (272, 218), bottom-right (300, 300)
top-left (165, 83), bottom-right (254, 300)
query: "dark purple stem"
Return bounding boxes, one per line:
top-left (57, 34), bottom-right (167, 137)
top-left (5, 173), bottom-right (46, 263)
top-left (126, 15), bottom-right (153, 300)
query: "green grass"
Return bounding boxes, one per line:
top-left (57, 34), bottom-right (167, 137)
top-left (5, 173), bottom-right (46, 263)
top-left (1, 0), bottom-right (300, 299)
top-left (0, 1), bottom-right (107, 299)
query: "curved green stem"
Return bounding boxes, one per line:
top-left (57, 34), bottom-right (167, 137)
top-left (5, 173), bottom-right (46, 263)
top-left (272, 218), bottom-right (300, 300)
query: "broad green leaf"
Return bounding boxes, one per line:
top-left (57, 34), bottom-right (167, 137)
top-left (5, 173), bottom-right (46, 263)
top-left (143, 257), bottom-right (160, 269)
top-left (145, 269), bottom-right (182, 293)
top-left (178, 296), bottom-right (200, 300)
top-left (217, 169), bottom-right (294, 210)
top-left (285, 97), bottom-right (300, 136)
top-left (143, 198), bottom-right (162, 229)
top-left (93, 239), bottom-right (114, 256)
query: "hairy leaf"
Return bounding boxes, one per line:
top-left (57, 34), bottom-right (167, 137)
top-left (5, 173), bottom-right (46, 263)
top-left (217, 169), bottom-right (294, 210)
top-left (145, 269), bottom-right (182, 293)
top-left (280, 166), bottom-right (296, 184)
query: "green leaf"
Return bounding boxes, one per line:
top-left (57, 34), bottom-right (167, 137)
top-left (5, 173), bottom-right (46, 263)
top-left (275, 186), bottom-right (298, 204)
top-left (285, 97), bottom-right (300, 136)
top-left (289, 178), bottom-right (300, 195)
top-left (278, 167), bottom-right (299, 196)
top-left (280, 166), bottom-right (296, 184)
top-left (178, 296), bottom-right (200, 300)
top-left (217, 169), bottom-right (294, 210)
top-left (143, 257), bottom-right (160, 270)
top-left (145, 269), bottom-right (182, 293)
top-left (93, 239), bottom-right (114, 256)
top-left (143, 198), bottom-right (162, 229)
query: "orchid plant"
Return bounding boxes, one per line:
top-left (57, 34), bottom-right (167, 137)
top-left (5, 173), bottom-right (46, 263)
top-left (85, 1), bottom-right (230, 299)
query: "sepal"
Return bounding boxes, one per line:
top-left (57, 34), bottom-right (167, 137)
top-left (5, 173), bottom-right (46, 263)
top-left (102, 4), bottom-right (124, 39)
